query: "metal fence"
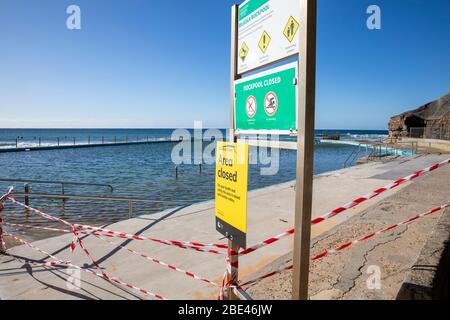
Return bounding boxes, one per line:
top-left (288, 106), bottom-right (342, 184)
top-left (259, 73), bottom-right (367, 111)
top-left (410, 127), bottom-right (450, 140)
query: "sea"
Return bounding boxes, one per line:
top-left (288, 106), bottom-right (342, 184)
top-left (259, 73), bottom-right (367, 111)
top-left (0, 129), bottom-right (388, 238)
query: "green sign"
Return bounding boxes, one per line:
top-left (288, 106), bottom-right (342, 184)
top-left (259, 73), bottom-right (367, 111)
top-left (234, 62), bottom-right (298, 134)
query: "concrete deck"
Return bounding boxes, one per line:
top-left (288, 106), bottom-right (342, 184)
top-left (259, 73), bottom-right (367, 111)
top-left (246, 155), bottom-right (450, 300)
top-left (0, 154), bottom-right (448, 300)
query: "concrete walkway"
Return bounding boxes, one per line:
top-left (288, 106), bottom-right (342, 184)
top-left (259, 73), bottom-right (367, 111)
top-left (0, 154), bottom-right (448, 300)
top-left (246, 155), bottom-right (450, 300)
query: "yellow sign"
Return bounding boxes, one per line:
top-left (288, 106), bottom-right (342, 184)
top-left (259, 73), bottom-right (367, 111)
top-left (283, 16), bottom-right (299, 43)
top-left (239, 42), bottom-right (249, 60)
top-left (258, 31), bottom-right (271, 54)
top-left (215, 141), bottom-right (248, 248)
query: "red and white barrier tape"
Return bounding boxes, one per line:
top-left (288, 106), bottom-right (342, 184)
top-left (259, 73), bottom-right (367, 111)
top-left (239, 158), bottom-right (450, 256)
top-left (3, 217), bottom-right (227, 291)
top-left (92, 232), bottom-right (223, 287)
top-left (73, 224), bottom-right (227, 254)
top-left (3, 222), bottom-right (71, 233)
top-left (4, 232), bottom-right (167, 300)
top-left (6, 194), bottom-right (111, 280)
top-left (239, 201), bottom-right (450, 287)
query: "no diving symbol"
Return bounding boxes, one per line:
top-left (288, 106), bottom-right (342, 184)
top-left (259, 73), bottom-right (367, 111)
top-left (264, 92), bottom-right (278, 116)
top-left (246, 96), bottom-right (257, 118)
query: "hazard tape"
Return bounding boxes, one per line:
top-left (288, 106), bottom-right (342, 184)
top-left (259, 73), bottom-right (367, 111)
top-left (239, 158), bottom-right (450, 256)
top-left (2, 215), bottom-right (226, 290)
top-left (6, 193), bottom-right (112, 280)
top-left (73, 224), bottom-right (227, 254)
top-left (4, 232), bottom-right (167, 300)
top-left (3, 222), bottom-right (71, 233)
top-left (3, 221), bottom-right (227, 255)
top-left (92, 232), bottom-right (223, 287)
top-left (239, 202), bottom-right (450, 287)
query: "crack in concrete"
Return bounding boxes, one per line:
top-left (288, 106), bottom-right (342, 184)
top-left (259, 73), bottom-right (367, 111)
top-left (340, 224), bottom-right (410, 299)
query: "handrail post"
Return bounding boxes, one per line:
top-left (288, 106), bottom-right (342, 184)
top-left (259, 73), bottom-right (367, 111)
top-left (39, 137), bottom-right (41, 147)
top-left (0, 217), bottom-right (6, 254)
top-left (61, 183), bottom-right (66, 203)
top-left (16, 138), bottom-right (18, 148)
top-left (128, 201), bottom-right (133, 218)
top-left (175, 165), bottom-right (179, 180)
top-left (102, 136), bottom-right (104, 144)
top-left (24, 183), bottom-right (30, 206)
top-left (57, 137), bottom-right (60, 146)
top-left (88, 136), bottom-right (91, 145)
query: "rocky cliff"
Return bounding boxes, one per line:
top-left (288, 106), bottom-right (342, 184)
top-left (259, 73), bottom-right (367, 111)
top-left (389, 93), bottom-right (450, 138)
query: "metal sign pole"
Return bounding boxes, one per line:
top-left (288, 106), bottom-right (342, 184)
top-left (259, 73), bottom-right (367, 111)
top-left (227, 4), bottom-right (241, 301)
top-left (292, 0), bottom-right (317, 300)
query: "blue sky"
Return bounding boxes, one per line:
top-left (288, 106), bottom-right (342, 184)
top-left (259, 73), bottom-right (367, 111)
top-left (0, 0), bottom-right (449, 129)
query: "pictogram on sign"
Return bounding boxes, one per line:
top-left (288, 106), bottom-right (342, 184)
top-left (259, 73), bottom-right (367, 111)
top-left (239, 42), bottom-right (249, 60)
top-left (283, 16), bottom-right (299, 43)
top-left (246, 96), bottom-right (257, 118)
top-left (264, 92), bottom-right (278, 116)
top-left (258, 31), bottom-right (271, 54)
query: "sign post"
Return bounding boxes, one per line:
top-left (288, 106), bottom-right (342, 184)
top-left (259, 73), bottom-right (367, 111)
top-left (292, 0), bottom-right (316, 300)
top-left (226, 4), bottom-right (242, 300)
top-left (226, 0), bottom-right (316, 300)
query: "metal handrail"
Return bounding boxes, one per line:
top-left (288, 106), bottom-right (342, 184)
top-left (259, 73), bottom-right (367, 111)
top-left (12, 192), bottom-right (201, 218)
top-left (0, 178), bottom-right (113, 192)
top-left (343, 149), bottom-right (356, 167)
top-left (12, 193), bottom-right (194, 204)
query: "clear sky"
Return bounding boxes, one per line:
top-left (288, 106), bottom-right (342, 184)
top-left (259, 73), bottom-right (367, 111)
top-left (0, 0), bottom-right (449, 129)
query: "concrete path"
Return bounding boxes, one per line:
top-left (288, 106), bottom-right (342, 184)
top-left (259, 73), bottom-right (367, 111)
top-left (246, 155), bottom-right (450, 300)
top-left (0, 154), bottom-right (448, 300)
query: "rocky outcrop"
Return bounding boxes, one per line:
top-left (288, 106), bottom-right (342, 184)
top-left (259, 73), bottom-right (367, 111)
top-left (389, 93), bottom-right (450, 138)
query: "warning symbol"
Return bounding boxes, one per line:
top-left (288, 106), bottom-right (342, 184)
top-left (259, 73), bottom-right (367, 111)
top-left (264, 92), bottom-right (278, 116)
top-left (283, 16), bottom-right (299, 42)
top-left (239, 42), bottom-right (249, 61)
top-left (246, 96), bottom-right (257, 118)
top-left (258, 31), bottom-right (271, 54)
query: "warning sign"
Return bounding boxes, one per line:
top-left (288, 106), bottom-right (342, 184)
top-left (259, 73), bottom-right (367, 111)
top-left (264, 92), bottom-right (278, 116)
top-left (234, 62), bottom-right (298, 133)
top-left (239, 42), bottom-right (249, 60)
top-left (246, 96), bottom-right (257, 118)
top-left (237, 0), bottom-right (301, 74)
top-left (283, 16), bottom-right (299, 43)
top-left (215, 142), bottom-right (249, 248)
top-left (258, 31), bottom-right (271, 54)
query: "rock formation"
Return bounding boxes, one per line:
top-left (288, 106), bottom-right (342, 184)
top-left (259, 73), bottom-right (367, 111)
top-left (388, 93), bottom-right (450, 138)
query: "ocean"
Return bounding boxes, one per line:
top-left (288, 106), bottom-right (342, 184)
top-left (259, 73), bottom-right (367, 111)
top-left (0, 128), bottom-right (388, 238)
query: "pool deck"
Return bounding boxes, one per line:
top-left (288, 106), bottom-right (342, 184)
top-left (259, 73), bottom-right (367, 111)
top-left (0, 154), bottom-right (448, 300)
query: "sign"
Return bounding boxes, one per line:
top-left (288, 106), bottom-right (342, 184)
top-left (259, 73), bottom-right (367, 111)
top-left (234, 62), bottom-right (298, 134)
top-left (237, 0), bottom-right (300, 74)
top-left (283, 16), bottom-right (299, 43)
top-left (246, 96), bottom-right (257, 118)
top-left (215, 141), bottom-right (249, 248)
